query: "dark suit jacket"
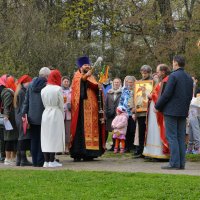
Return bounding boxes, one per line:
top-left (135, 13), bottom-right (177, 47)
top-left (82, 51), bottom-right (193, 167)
top-left (155, 68), bottom-right (193, 117)
top-left (105, 90), bottom-right (122, 131)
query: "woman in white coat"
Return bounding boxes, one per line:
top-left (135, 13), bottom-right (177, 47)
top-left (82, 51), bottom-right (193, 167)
top-left (41, 70), bottom-right (65, 168)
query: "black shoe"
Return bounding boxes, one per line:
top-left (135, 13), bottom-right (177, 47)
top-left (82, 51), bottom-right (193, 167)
top-left (133, 153), bottom-right (144, 158)
top-left (37, 163), bottom-right (44, 167)
top-left (0, 157), bottom-right (5, 163)
top-left (177, 166), bottom-right (185, 170)
top-left (161, 165), bottom-right (179, 170)
top-left (74, 158), bottom-right (81, 162)
top-left (16, 151), bottom-right (21, 166)
top-left (20, 160), bottom-right (32, 166)
top-left (20, 151), bottom-right (32, 166)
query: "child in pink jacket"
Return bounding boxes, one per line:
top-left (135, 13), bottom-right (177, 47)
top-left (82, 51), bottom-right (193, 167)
top-left (112, 106), bottom-right (128, 153)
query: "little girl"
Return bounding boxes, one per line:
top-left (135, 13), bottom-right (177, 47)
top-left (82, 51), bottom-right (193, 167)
top-left (111, 106), bottom-right (128, 153)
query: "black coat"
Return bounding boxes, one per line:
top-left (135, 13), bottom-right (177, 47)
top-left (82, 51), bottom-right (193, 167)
top-left (1, 88), bottom-right (18, 141)
top-left (21, 77), bottom-right (46, 125)
top-left (105, 90), bottom-right (122, 132)
top-left (155, 68), bottom-right (193, 117)
top-left (15, 86), bottom-right (30, 140)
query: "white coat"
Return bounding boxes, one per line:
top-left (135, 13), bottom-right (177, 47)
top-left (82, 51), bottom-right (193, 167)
top-left (41, 85), bottom-right (65, 152)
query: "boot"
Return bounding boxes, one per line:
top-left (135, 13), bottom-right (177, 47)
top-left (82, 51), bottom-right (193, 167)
top-left (16, 151), bottom-right (21, 166)
top-left (0, 152), bottom-right (5, 162)
top-left (120, 148), bottom-right (125, 154)
top-left (20, 151), bottom-right (32, 166)
top-left (114, 148), bottom-right (118, 154)
top-left (0, 139), bottom-right (5, 162)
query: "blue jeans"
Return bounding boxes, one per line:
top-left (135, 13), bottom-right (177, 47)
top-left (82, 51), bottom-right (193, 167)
top-left (30, 125), bottom-right (44, 167)
top-left (188, 116), bottom-right (200, 149)
top-left (164, 115), bottom-right (186, 168)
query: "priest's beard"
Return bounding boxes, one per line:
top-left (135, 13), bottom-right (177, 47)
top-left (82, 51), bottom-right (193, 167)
top-left (82, 68), bottom-right (90, 74)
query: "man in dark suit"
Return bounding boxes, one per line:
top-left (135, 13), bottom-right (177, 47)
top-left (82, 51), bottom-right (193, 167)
top-left (155, 55), bottom-right (193, 170)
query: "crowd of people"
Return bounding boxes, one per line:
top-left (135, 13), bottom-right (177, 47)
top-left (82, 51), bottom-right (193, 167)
top-left (0, 55), bottom-right (199, 169)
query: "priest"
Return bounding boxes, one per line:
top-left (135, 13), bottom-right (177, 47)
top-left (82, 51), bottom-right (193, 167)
top-left (70, 56), bottom-right (105, 161)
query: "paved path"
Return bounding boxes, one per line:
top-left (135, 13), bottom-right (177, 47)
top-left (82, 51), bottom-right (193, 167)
top-left (0, 154), bottom-right (200, 176)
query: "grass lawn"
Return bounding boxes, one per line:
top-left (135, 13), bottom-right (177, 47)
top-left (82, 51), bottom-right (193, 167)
top-left (103, 149), bottom-right (200, 162)
top-left (0, 170), bottom-right (199, 200)
top-left (186, 154), bottom-right (200, 162)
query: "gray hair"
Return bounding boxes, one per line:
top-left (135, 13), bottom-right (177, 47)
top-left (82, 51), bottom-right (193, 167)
top-left (126, 76), bottom-right (136, 82)
top-left (140, 65), bottom-right (152, 73)
top-left (39, 67), bottom-right (51, 78)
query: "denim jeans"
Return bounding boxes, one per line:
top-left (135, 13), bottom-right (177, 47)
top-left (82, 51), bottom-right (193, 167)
top-left (164, 115), bottom-right (186, 168)
top-left (30, 124), bottom-right (44, 166)
top-left (188, 116), bottom-right (200, 149)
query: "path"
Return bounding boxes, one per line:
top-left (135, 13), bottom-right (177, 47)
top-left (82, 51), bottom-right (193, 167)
top-left (0, 154), bottom-right (200, 176)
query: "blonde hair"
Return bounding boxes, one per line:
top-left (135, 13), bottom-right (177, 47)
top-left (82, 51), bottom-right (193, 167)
top-left (13, 84), bottom-right (22, 108)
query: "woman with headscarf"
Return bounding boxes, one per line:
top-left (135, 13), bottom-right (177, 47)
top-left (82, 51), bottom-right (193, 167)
top-left (1, 76), bottom-right (18, 165)
top-left (41, 70), bottom-right (65, 168)
top-left (105, 78), bottom-right (122, 151)
top-left (14, 75), bottom-right (32, 166)
top-left (0, 74), bottom-right (9, 162)
top-left (61, 76), bottom-right (71, 154)
top-left (119, 76), bottom-right (137, 152)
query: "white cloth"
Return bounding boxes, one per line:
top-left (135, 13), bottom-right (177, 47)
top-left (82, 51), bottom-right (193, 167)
top-left (189, 97), bottom-right (200, 120)
top-left (143, 101), bottom-right (168, 159)
top-left (41, 85), bottom-right (65, 152)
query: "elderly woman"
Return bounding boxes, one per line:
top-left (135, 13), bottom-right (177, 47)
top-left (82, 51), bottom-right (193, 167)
top-left (134, 65), bottom-right (152, 158)
top-left (0, 74), bottom-right (9, 162)
top-left (41, 70), bottom-right (65, 168)
top-left (119, 76), bottom-right (137, 153)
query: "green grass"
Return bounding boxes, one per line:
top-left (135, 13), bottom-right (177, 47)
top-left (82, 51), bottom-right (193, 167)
top-left (104, 149), bottom-right (200, 162)
top-left (0, 170), bottom-right (199, 200)
top-left (186, 154), bottom-right (200, 162)
top-left (102, 151), bottom-right (132, 158)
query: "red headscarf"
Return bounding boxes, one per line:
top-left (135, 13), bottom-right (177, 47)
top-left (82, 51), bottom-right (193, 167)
top-left (0, 75), bottom-right (7, 86)
top-left (18, 75), bottom-right (32, 84)
top-left (5, 76), bottom-right (16, 92)
top-left (47, 70), bottom-right (61, 86)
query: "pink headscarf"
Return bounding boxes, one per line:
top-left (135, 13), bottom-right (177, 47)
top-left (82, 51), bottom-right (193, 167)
top-left (0, 75), bottom-right (7, 86)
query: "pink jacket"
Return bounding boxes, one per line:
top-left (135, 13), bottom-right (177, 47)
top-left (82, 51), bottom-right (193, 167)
top-left (62, 88), bottom-right (71, 120)
top-left (111, 113), bottom-right (128, 135)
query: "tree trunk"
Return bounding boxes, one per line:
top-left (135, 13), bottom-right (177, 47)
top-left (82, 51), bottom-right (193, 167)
top-left (157, 0), bottom-right (175, 35)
